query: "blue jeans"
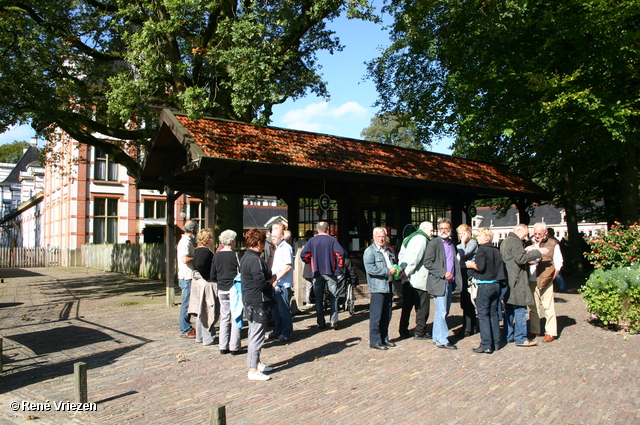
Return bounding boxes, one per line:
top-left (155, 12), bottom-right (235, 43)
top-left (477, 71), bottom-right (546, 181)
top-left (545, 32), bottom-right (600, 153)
top-left (178, 279), bottom-right (192, 334)
top-left (505, 303), bottom-right (528, 345)
top-left (314, 275), bottom-right (339, 326)
top-left (476, 282), bottom-right (501, 350)
top-left (272, 286), bottom-right (293, 338)
top-left (555, 272), bottom-right (566, 291)
top-left (432, 281), bottom-right (454, 346)
top-left (369, 292), bottom-right (393, 345)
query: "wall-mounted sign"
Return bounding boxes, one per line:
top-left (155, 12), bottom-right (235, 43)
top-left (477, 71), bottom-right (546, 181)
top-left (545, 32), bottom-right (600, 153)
top-left (468, 205), bottom-right (477, 218)
top-left (402, 224), bottom-right (417, 239)
top-left (319, 194), bottom-right (331, 211)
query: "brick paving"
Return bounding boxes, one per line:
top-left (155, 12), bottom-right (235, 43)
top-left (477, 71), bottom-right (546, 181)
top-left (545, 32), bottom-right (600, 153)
top-left (0, 267), bottom-right (639, 425)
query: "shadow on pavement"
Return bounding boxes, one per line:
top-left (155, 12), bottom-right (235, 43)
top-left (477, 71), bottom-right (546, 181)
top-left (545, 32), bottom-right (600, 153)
top-left (0, 343), bottom-right (146, 394)
top-left (270, 337), bottom-right (362, 373)
top-left (6, 325), bottom-right (115, 355)
top-left (0, 268), bottom-right (46, 279)
top-left (57, 275), bottom-right (166, 301)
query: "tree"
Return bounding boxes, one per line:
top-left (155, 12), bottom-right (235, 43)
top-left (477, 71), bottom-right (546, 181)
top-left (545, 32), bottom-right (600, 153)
top-left (368, 0), bottom-right (640, 272)
top-left (0, 0), bottom-right (377, 177)
top-left (360, 113), bottom-right (423, 150)
top-left (0, 140), bottom-right (29, 163)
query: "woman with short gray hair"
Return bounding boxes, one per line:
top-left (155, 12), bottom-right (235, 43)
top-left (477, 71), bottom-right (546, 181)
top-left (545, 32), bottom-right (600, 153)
top-left (211, 229), bottom-right (243, 356)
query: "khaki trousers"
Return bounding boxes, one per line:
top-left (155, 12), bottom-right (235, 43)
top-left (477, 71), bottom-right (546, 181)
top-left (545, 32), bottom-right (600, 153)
top-left (528, 281), bottom-right (557, 337)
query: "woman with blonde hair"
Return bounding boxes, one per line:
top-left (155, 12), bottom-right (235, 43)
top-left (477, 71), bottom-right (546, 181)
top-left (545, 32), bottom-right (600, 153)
top-left (192, 228), bottom-right (216, 346)
top-left (456, 223), bottom-right (478, 337)
top-left (466, 227), bottom-right (506, 354)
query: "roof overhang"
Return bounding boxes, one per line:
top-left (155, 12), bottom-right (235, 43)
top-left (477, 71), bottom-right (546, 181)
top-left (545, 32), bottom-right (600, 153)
top-left (137, 109), bottom-right (551, 202)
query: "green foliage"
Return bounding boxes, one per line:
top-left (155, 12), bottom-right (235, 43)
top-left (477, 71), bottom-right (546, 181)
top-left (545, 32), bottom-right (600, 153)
top-left (368, 0), bottom-right (640, 223)
top-left (0, 140), bottom-right (29, 163)
top-left (584, 223), bottom-right (640, 270)
top-left (0, 1), bottom-right (379, 176)
top-left (360, 114), bottom-right (424, 150)
top-left (580, 266), bottom-right (640, 332)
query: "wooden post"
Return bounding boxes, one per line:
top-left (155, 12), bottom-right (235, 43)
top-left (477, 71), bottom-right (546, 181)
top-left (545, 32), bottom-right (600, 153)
top-left (74, 362), bottom-right (87, 403)
top-left (209, 403), bottom-right (226, 425)
top-left (1, 337), bottom-right (3, 372)
top-left (165, 186), bottom-right (176, 307)
top-left (204, 175), bottom-right (216, 236)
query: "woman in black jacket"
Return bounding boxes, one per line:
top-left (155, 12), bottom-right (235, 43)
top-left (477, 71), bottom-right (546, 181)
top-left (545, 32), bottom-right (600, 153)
top-left (466, 228), bottom-right (507, 354)
top-left (240, 228), bottom-right (276, 381)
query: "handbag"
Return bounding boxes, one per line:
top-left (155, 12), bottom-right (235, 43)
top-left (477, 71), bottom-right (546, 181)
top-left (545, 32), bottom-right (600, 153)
top-left (467, 276), bottom-right (478, 308)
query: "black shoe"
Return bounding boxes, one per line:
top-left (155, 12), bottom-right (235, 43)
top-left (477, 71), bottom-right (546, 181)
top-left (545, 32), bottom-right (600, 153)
top-left (318, 323), bottom-right (327, 329)
top-left (370, 343), bottom-right (389, 350)
top-left (414, 333), bottom-right (432, 340)
top-left (231, 349), bottom-right (246, 355)
top-left (220, 349), bottom-right (230, 355)
top-left (437, 343), bottom-right (458, 350)
top-left (472, 347), bottom-right (493, 354)
top-left (399, 332), bottom-right (412, 339)
top-left (384, 340), bottom-right (397, 348)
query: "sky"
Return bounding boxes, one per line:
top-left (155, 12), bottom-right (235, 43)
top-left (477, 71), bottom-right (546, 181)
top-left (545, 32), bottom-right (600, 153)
top-left (0, 6), bottom-right (453, 154)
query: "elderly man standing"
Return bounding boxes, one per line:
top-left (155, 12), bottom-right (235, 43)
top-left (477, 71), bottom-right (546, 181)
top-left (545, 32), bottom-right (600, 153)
top-left (178, 220), bottom-right (198, 338)
top-left (424, 218), bottom-right (462, 350)
top-left (269, 226), bottom-right (294, 342)
top-left (300, 221), bottom-right (345, 330)
top-left (397, 221), bottom-right (433, 340)
top-left (528, 222), bottom-right (563, 342)
top-left (364, 227), bottom-right (398, 350)
top-left (500, 223), bottom-right (547, 347)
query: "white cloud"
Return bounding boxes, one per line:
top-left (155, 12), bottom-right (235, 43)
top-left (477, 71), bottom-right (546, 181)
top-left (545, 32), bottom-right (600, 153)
top-left (281, 101), bottom-right (367, 125)
top-left (276, 101), bottom-right (369, 138)
top-left (330, 101), bottom-right (367, 118)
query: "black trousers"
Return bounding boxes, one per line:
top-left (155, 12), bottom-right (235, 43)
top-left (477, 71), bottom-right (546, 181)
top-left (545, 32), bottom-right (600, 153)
top-left (460, 268), bottom-right (477, 333)
top-left (399, 282), bottom-right (431, 337)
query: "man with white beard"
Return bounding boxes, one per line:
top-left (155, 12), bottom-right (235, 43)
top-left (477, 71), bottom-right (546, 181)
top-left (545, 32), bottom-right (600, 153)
top-left (424, 218), bottom-right (463, 350)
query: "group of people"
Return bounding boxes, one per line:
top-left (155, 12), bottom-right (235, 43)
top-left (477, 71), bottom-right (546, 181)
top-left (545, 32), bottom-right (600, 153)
top-left (392, 219), bottom-right (563, 353)
top-left (177, 220), bottom-right (294, 381)
top-left (176, 217), bottom-right (564, 383)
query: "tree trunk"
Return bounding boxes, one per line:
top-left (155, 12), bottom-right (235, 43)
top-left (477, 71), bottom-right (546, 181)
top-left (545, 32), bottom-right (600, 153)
top-left (619, 142), bottom-right (639, 225)
top-left (561, 164), bottom-right (585, 275)
top-left (515, 199), bottom-right (530, 225)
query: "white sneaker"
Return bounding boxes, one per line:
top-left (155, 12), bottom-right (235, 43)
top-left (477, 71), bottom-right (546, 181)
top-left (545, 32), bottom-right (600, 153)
top-left (258, 363), bottom-right (273, 372)
top-left (247, 370), bottom-right (270, 381)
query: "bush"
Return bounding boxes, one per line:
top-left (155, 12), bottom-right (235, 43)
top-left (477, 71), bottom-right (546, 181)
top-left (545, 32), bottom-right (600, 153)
top-left (580, 266), bottom-right (640, 332)
top-left (584, 222), bottom-right (640, 270)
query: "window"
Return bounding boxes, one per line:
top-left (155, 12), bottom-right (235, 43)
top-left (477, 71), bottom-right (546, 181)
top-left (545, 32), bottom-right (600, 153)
top-left (189, 201), bottom-right (205, 229)
top-left (94, 148), bottom-right (118, 181)
top-left (144, 199), bottom-right (167, 219)
top-left (94, 198), bottom-right (118, 244)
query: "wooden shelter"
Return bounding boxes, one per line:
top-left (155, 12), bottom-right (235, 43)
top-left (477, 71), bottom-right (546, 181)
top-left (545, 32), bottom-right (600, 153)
top-left (138, 109), bottom-right (549, 305)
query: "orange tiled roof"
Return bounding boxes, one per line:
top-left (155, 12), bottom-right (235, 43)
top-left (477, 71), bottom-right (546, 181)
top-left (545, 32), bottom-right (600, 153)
top-left (173, 114), bottom-right (545, 196)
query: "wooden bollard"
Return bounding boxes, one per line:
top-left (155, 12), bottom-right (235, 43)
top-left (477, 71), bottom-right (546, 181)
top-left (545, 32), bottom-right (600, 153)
top-left (74, 362), bottom-right (88, 403)
top-left (210, 403), bottom-right (226, 425)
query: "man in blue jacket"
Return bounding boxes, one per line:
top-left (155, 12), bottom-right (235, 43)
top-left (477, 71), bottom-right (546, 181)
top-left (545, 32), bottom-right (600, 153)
top-left (300, 221), bottom-right (345, 329)
top-left (364, 227), bottom-right (399, 350)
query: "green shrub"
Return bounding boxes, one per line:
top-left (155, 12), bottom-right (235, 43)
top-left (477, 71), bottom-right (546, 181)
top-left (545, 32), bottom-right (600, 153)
top-left (580, 266), bottom-right (640, 332)
top-left (584, 222), bottom-right (640, 270)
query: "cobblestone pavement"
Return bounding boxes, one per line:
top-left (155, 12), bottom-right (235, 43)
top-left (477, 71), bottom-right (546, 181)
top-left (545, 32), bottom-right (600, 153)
top-left (0, 267), bottom-right (639, 425)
